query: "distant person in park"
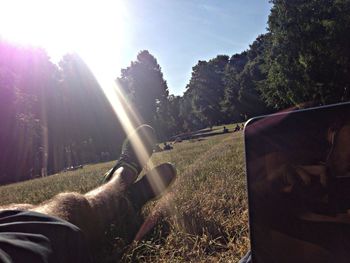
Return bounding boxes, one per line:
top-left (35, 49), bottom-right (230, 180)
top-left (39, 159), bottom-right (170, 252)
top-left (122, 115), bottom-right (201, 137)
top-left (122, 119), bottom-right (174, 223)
top-left (0, 125), bottom-right (176, 263)
top-left (223, 126), bottom-right (229, 133)
top-left (163, 142), bottom-right (173, 151)
top-left (234, 124), bottom-right (240, 132)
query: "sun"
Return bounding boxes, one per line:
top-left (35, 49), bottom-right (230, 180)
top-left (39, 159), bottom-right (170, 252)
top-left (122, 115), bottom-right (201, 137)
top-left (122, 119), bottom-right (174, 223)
top-left (0, 0), bottom-right (132, 125)
top-left (0, 0), bottom-right (127, 82)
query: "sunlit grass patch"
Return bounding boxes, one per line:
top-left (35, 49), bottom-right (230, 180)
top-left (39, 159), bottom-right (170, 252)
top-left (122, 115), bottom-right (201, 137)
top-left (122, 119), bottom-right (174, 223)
top-left (124, 131), bottom-right (249, 262)
top-left (0, 162), bottom-right (113, 205)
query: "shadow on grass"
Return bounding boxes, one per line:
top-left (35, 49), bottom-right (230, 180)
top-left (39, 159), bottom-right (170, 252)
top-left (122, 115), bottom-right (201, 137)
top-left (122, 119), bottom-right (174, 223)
top-left (179, 211), bottom-right (226, 238)
top-left (121, 219), bottom-right (171, 262)
top-left (118, 210), bottom-right (229, 262)
top-left (190, 131), bottom-right (233, 140)
top-left (93, 211), bottom-right (145, 262)
top-left (170, 126), bottom-right (230, 141)
top-left (95, 211), bottom-right (172, 262)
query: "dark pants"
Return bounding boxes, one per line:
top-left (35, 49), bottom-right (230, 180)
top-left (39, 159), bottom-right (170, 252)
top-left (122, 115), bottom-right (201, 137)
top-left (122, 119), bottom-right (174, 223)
top-left (0, 210), bottom-right (92, 263)
top-left (239, 251), bottom-right (252, 263)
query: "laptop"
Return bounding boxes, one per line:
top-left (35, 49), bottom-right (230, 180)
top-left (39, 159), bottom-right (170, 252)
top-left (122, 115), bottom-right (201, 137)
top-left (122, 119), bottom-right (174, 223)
top-left (244, 102), bottom-right (350, 263)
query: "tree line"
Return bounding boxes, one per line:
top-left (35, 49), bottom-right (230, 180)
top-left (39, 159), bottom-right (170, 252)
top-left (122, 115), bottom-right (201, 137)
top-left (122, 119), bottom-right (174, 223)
top-left (121, 0), bottom-right (350, 134)
top-left (1, 0), bottom-right (350, 184)
top-left (0, 44), bottom-right (125, 184)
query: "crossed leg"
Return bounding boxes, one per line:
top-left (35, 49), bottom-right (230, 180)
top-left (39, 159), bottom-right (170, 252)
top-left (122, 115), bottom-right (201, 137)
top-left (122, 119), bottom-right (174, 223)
top-left (0, 163), bottom-right (176, 245)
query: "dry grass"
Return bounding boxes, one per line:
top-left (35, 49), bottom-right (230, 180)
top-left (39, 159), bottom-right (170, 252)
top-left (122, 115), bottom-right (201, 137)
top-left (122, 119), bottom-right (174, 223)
top-left (0, 127), bottom-right (249, 262)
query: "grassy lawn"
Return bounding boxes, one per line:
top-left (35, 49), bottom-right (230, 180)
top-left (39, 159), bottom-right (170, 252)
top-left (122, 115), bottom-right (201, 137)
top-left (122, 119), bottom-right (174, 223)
top-left (0, 127), bottom-right (249, 262)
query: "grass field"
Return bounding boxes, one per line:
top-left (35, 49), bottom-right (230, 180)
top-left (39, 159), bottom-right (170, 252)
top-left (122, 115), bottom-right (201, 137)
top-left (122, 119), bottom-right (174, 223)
top-left (0, 125), bottom-right (249, 262)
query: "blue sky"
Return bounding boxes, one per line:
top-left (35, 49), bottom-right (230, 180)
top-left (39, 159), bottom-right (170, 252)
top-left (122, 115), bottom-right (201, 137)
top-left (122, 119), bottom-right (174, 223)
top-left (121, 0), bottom-right (272, 95)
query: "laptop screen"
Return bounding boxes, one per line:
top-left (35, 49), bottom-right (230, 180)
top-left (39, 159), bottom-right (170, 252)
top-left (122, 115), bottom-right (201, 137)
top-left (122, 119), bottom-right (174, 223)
top-left (244, 102), bottom-right (350, 263)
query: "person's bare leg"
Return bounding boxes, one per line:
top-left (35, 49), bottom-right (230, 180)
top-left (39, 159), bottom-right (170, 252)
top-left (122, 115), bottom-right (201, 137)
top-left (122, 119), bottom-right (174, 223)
top-left (29, 167), bottom-right (135, 242)
top-left (0, 163), bottom-right (176, 245)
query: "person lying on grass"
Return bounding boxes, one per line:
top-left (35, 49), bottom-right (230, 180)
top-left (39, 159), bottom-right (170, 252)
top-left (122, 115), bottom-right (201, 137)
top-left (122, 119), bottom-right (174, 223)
top-left (0, 125), bottom-right (176, 263)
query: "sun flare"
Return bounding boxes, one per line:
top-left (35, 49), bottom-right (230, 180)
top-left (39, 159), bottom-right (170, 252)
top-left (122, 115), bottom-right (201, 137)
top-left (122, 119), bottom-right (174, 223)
top-left (0, 0), bottom-right (130, 123)
top-left (0, 0), bottom-right (126, 82)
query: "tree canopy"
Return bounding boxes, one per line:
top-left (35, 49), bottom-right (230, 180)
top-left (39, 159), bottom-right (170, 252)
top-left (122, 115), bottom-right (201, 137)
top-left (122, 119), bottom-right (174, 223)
top-left (262, 0), bottom-right (350, 108)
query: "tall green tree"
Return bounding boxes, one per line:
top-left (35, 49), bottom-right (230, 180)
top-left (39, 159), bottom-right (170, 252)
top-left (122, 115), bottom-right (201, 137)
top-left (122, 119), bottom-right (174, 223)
top-left (186, 55), bottom-right (229, 127)
top-left (222, 52), bottom-right (249, 121)
top-left (163, 95), bottom-right (183, 136)
top-left (263, 0), bottom-right (350, 109)
top-left (118, 50), bottom-right (169, 138)
top-left (236, 34), bottom-right (272, 118)
top-left (179, 90), bottom-right (203, 131)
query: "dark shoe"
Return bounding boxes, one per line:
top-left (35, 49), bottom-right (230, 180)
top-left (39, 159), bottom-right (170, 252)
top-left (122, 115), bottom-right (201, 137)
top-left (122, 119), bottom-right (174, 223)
top-left (128, 162), bottom-right (177, 210)
top-left (103, 125), bottom-right (156, 183)
top-left (129, 163), bottom-right (177, 241)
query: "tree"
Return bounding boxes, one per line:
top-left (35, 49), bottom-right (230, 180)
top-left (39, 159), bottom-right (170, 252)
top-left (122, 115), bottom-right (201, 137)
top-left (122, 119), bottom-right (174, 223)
top-left (263, 0), bottom-right (350, 109)
top-left (236, 34), bottom-right (272, 118)
top-left (118, 51), bottom-right (169, 138)
top-left (222, 52), bottom-right (249, 122)
top-left (0, 41), bottom-right (58, 183)
top-left (186, 55), bottom-right (229, 128)
top-left (56, 54), bottom-right (123, 170)
top-left (163, 95), bottom-right (183, 136)
top-left (0, 41), bottom-right (124, 184)
top-left (179, 90), bottom-right (202, 131)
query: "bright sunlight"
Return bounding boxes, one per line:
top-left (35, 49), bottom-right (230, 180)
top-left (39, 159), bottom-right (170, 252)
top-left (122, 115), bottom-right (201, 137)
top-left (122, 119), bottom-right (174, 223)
top-left (0, 0), bottom-right (127, 83)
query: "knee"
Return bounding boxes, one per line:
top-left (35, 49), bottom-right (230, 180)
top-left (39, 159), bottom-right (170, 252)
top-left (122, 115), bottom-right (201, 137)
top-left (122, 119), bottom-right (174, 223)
top-left (53, 193), bottom-right (102, 240)
top-left (54, 192), bottom-right (91, 220)
top-left (56, 192), bottom-right (88, 205)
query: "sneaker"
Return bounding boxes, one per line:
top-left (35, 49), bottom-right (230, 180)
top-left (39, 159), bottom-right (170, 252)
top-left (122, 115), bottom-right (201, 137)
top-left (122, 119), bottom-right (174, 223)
top-left (103, 125), bottom-right (156, 183)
